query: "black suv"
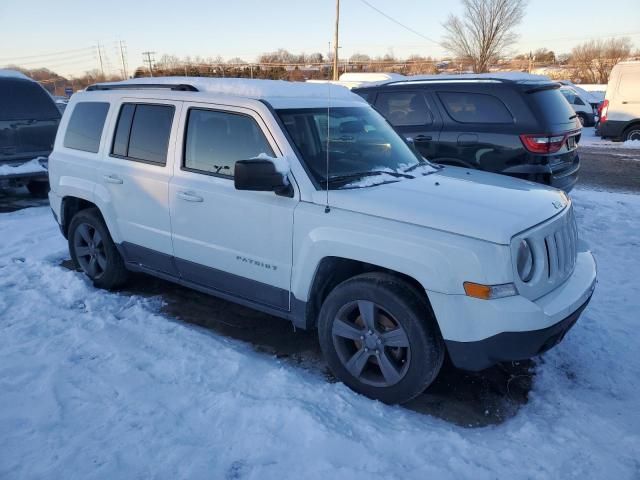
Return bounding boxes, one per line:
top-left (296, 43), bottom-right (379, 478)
top-left (353, 75), bottom-right (582, 192)
top-left (1, 71), bottom-right (61, 197)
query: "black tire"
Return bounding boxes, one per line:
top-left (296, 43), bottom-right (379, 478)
top-left (26, 180), bottom-right (49, 198)
top-left (318, 272), bottom-right (444, 404)
top-left (68, 208), bottom-right (128, 289)
top-left (623, 125), bottom-right (640, 142)
top-left (576, 113), bottom-right (587, 127)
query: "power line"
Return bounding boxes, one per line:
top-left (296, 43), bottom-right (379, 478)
top-left (518, 31), bottom-right (640, 46)
top-left (2, 52), bottom-right (95, 67)
top-left (0, 47), bottom-right (95, 62)
top-left (357, 0), bottom-right (440, 45)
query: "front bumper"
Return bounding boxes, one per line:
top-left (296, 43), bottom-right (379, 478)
top-left (445, 295), bottom-right (591, 371)
top-left (429, 249), bottom-right (596, 371)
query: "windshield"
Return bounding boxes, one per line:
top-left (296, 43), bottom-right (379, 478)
top-left (277, 107), bottom-right (430, 188)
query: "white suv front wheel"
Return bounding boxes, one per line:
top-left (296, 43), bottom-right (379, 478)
top-left (318, 272), bottom-right (444, 404)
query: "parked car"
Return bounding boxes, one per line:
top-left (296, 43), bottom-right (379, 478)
top-left (559, 85), bottom-right (598, 127)
top-left (0, 69), bottom-right (61, 197)
top-left (599, 61), bottom-right (640, 141)
top-left (558, 81), bottom-right (603, 111)
top-left (352, 73), bottom-right (582, 192)
top-left (48, 78), bottom-right (596, 404)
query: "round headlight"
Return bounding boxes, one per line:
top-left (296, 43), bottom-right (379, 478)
top-left (517, 239), bottom-right (534, 282)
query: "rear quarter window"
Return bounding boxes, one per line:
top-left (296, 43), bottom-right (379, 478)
top-left (438, 92), bottom-right (513, 124)
top-left (527, 88), bottom-right (576, 126)
top-left (63, 102), bottom-right (110, 153)
top-left (0, 78), bottom-right (61, 121)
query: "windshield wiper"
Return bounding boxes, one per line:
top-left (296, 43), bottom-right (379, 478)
top-left (326, 170), bottom-right (413, 186)
top-left (403, 161), bottom-right (440, 174)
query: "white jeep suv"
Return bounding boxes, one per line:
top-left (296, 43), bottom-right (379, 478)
top-left (48, 78), bottom-right (596, 404)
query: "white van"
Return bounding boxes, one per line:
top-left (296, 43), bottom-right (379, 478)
top-left (599, 61), bottom-right (640, 141)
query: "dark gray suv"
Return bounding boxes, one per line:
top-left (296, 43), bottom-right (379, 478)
top-left (353, 74), bottom-right (582, 192)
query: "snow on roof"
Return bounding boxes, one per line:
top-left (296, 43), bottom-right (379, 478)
top-left (345, 71), bottom-right (552, 87)
top-left (339, 72), bottom-right (406, 82)
top-left (0, 69), bottom-right (32, 81)
top-left (387, 72), bottom-right (551, 84)
top-left (93, 76), bottom-right (363, 102)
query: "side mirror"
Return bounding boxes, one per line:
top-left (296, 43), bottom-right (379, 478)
top-left (234, 159), bottom-right (292, 196)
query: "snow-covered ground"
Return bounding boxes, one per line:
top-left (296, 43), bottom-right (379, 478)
top-left (580, 127), bottom-right (640, 150)
top-left (1, 189), bottom-right (639, 479)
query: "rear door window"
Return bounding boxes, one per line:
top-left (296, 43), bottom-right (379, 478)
top-left (184, 109), bottom-right (274, 177)
top-left (63, 102), bottom-right (110, 153)
top-left (437, 92), bottom-right (513, 124)
top-left (375, 91), bottom-right (432, 126)
top-left (0, 78), bottom-right (61, 121)
top-left (111, 103), bottom-right (174, 165)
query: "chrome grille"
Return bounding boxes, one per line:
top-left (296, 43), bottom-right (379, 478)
top-left (543, 207), bottom-right (578, 283)
top-left (511, 203), bottom-right (579, 301)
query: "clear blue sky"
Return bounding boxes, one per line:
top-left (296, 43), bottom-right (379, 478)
top-left (1, 0), bottom-right (638, 77)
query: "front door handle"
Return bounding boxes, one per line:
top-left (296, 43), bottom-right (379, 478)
top-left (413, 135), bottom-right (433, 143)
top-left (177, 191), bottom-right (204, 203)
top-left (103, 174), bottom-right (123, 184)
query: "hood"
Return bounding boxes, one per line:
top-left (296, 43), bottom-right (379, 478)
top-left (312, 166), bottom-right (568, 245)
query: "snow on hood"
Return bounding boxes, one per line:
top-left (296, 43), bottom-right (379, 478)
top-left (314, 166), bottom-right (568, 245)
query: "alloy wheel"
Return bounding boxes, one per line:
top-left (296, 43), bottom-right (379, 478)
top-left (331, 300), bottom-right (411, 387)
top-left (73, 223), bottom-right (107, 279)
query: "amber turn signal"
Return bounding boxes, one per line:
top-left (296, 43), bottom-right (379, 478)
top-left (463, 282), bottom-right (517, 300)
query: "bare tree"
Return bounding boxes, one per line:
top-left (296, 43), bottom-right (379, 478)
top-left (441, 0), bottom-right (527, 73)
top-left (570, 37), bottom-right (632, 83)
top-left (349, 53), bottom-right (371, 63)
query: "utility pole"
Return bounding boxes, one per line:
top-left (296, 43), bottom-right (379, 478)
top-left (142, 51), bottom-right (156, 77)
top-left (96, 43), bottom-right (105, 78)
top-left (332, 0), bottom-right (340, 80)
top-left (119, 40), bottom-right (128, 79)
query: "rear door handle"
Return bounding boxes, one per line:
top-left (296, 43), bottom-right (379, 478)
top-left (177, 191), bottom-right (204, 203)
top-left (103, 174), bottom-right (123, 184)
top-left (413, 135), bottom-right (433, 143)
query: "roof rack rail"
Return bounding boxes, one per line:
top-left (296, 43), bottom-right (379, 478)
top-left (86, 83), bottom-right (199, 92)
